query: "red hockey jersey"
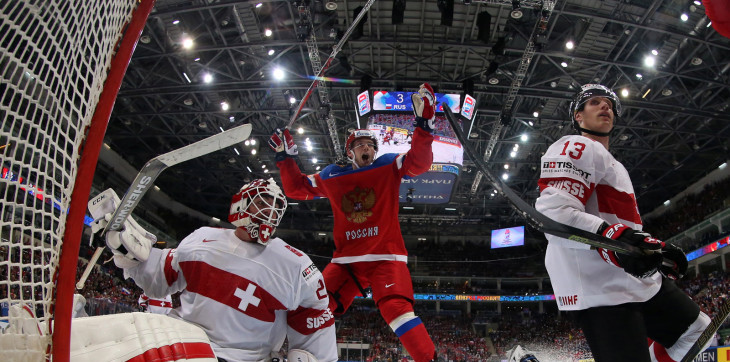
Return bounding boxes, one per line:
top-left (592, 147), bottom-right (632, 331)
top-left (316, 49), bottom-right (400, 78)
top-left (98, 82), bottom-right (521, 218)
top-left (278, 128), bottom-right (434, 263)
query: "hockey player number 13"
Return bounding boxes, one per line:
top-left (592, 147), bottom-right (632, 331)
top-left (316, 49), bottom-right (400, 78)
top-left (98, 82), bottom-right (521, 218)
top-left (560, 141), bottom-right (586, 160)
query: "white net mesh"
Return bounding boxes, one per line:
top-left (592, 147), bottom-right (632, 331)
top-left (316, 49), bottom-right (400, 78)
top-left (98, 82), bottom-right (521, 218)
top-left (1, 1), bottom-right (139, 359)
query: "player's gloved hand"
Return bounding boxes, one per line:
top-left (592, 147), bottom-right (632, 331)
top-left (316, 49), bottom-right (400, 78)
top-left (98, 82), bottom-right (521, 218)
top-left (268, 128), bottom-right (298, 161)
top-left (104, 213), bottom-right (156, 268)
top-left (87, 188), bottom-right (155, 268)
top-left (596, 222), bottom-right (664, 278)
top-left (411, 83), bottom-right (436, 132)
top-left (659, 243), bottom-right (687, 280)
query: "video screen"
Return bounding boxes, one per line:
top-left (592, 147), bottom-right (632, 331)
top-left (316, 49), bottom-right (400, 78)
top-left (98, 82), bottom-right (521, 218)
top-left (372, 91), bottom-right (460, 113)
top-left (367, 114), bottom-right (463, 165)
top-left (490, 226), bottom-right (525, 249)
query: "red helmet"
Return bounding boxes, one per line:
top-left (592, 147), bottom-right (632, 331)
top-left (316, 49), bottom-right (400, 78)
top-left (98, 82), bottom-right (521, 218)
top-left (345, 129), bottom-right (379, 154)
top-left (228, 178), bottom-right (287, 246)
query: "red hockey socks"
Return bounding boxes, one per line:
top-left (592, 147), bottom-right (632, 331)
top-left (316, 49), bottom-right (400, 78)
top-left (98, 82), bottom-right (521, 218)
top-left (649, 341), bottom-right (675, 362)
top-left (379, 297), bottom-right (436, 362)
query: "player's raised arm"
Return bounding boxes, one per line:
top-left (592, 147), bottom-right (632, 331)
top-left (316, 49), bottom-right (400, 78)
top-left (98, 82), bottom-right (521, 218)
top-left (397, 83), bottom-right (436, 178)
top-left (270, 128), bottom-right (326, 200)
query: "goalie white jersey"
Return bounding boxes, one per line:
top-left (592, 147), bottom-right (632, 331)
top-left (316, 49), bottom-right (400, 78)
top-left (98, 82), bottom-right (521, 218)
top-left (535, 135), bottom-right (661, 311)
top-left (124, 227), bottom-right (337, 361)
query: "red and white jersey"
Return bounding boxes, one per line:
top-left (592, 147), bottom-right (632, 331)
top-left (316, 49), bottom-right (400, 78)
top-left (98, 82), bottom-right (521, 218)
top-left (124, 227), bottom-right (337, 362)
top-left (138, 293), bottom-right (173, 315)
top-left (277, 128), bottom-right (433, 264)
top-left (535, 135), bottom-right (661, 311)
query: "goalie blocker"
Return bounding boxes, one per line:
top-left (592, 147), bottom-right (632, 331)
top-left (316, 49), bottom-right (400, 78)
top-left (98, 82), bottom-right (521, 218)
top-left (87, 188), bottom-right (156, 268)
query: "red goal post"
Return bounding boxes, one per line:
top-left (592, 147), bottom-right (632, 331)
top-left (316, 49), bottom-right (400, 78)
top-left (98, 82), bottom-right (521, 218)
top-left (0, 1), bottom-right (154, 361)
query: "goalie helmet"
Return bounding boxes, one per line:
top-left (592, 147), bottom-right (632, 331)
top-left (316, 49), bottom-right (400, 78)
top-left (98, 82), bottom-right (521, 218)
top-left (569, 84), bottom-right (622, 137)
top-left (345, 129), bottom-right (379, 154)
top-left (229, 178), bottom-right (287, 246)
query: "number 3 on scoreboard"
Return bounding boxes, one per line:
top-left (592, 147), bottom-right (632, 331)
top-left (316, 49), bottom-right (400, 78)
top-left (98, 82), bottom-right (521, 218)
top-left (560, 141), bottom-right (586, 160)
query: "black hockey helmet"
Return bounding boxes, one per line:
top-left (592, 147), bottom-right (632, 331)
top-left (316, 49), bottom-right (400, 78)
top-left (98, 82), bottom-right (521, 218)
top-left (569, 84), bottom-right (622, 137)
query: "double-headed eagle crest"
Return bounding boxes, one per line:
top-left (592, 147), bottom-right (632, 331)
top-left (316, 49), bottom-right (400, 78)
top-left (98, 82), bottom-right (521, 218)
top-left (341, 187), bottom-right (376, 223)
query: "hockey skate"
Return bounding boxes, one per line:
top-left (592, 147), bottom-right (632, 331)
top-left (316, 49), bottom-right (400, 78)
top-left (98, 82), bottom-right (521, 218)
top-left (507, 345), bottom-right (539, 362)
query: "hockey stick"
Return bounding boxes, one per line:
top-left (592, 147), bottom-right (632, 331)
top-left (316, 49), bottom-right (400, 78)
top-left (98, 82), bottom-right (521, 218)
top-left (76, 124), bottom-right (252, 289)
top-left (286, 0), bottom-right (376, 128)
top-left (442, 104), bottom-right (666, 257)
top-left (680, 300), bottom-right (730, 362)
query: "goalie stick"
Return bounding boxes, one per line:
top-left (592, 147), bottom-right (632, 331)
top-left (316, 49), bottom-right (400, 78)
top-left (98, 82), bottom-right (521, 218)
top-left (442, 104), bottom-right (675, 260)
top-left (76, 123), bottom-right (253, 289)
top-left (286, 0), bottom-right (376, 128)
top-left (680, 300), bottom-right (730, 362)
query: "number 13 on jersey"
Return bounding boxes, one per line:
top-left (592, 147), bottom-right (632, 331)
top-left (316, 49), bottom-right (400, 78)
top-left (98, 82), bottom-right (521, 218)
top-left (560, 141), bottom-right (586, 159)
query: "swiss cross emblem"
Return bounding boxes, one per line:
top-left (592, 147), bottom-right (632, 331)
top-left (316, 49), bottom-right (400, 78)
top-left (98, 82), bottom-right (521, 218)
top-left (259, 224), bottom-right (273, 242)
top-left (234, 284), bottom-right (261, 311)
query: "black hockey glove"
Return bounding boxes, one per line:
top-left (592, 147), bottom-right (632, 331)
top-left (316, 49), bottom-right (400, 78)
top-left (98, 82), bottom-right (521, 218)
top-left (268, 128), bottom-right (298, 161)
top-left (596, 222), bottom-right (664, 278)
top-left (659, 243), bottom-right (687, 280)
top-left (412, 83), bottom-right (436, 132)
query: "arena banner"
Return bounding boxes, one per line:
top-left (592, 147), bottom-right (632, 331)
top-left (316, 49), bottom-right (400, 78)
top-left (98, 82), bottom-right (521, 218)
top-left (693, 345), bottom-right (729, 361)
top-left (399, 163), bottom-right (459, 204)
top-left (357, 90), bottom-right (371, 116)
top-left (460, 94), bottom-right (476, 120)
top-left (358, 293), bottom-right (557, 302)
top-left (686, 236), bottom-right (729, 261)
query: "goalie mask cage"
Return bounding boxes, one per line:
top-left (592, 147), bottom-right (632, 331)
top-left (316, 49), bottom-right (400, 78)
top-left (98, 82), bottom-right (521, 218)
top-left (0, 1), bottom-right (154, 361)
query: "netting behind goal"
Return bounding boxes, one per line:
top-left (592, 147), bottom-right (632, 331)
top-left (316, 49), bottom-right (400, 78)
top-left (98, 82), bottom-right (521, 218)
top-left (0, 1), bottom-right (152, 360)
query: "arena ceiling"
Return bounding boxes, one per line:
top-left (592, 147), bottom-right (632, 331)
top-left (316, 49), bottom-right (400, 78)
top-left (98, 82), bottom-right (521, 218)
top-left (102, 0), bottom-right (730, 235)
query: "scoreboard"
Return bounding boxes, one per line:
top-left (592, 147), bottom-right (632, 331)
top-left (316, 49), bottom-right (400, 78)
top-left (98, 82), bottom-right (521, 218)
top-left (372, 90), bottom-right (461, 113)
top-left (357, 89), bottom-right (470, 204)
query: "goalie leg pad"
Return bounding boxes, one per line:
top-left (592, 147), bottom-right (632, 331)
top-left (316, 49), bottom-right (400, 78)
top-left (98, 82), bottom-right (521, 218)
top-left (70, 312), bottom-right (217, 362)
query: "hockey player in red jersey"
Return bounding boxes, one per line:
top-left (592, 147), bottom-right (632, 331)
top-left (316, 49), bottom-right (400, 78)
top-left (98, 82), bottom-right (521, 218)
top-left (535, 84), bottom-right (711, 361)
top-left (92, 178), bottom-right (337, 361)
top-left (270, 83), bottom-right (438, 362)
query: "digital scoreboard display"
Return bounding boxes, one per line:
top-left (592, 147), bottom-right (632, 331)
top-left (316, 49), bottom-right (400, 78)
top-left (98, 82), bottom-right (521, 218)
top-left (490, 226), bottom-right (526, 249)
top-left (372, 91), bottom-right (460, 113)
top-left (361, 90), bottom-right (464, 204)
top-left (367, 114), bottom-right (463, 165)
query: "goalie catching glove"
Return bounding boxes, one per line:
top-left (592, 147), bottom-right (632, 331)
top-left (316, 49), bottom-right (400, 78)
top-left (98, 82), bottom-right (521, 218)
top-left (87, 188), bottom-right (157, 268)
top-left (268, 128), bottom-right (298, 161)
top-left (596, 222), bottom-right (664, 279)
top-left (411, 83), bottom-right (436, 132)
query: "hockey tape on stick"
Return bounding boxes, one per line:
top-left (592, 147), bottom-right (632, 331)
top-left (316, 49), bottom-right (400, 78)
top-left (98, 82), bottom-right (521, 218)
top-left (680, 300), bottom-right (730, 362)
top-left (442, 104), bottom-right (673, 259)
top-left (77, 124), bottom-right (252, 289)
top-left (286, 0), bottom-right (376, 129)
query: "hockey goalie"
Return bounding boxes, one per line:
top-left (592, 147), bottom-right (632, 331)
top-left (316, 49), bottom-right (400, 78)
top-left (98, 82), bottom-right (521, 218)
top-left (76, 178), bottom-right (336, 361)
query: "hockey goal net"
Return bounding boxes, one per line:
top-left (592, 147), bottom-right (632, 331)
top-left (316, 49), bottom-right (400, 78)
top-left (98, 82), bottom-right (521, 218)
top-left (0, 1), bottom-right (153, 360)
